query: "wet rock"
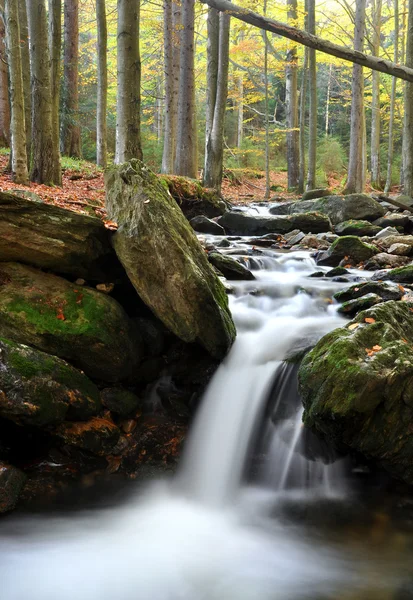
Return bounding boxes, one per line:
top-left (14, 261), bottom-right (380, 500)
top-left (378, 265), bottom-right (413, 283)
top-left (133, 317), bottom-right (165, 357)
top-left (301, 188), bottom-right (331, 201)
top-left (0, 462), bottom-right (26, 513)
top-left (0, 338), bottom-right (101, 427)
top-left (373, 214), bottom-right (410, 231)
top-left (0, 191), bottom-right (122, 281)
top-left (286, 194), bottom-right (385, 225)
top-left (0, 262), bottom-right (142, 382)
top-left (55, 417), bottom-right (120, 455)
top-left (101, 388), bottom-right (142, 417)
top-left (299, 301), bottom-right (413, 485)
top-left (160, 175), bottom-right (227, 219)
top-left (189, 215), bottom-right (225, 235)
top-left (308, 271), bottom-right (325, 278)
top-left (379, 235), bottom-right (413, 250)
top-left (388, 243), bottom-right (412, 256)
top-left (285, 231), bottom-right (306, 246)
top-left (325, 267), bottom-right (349, 277)
top-left (297, 235), bottom-right (329, 250)
top-left (268, 202), bottom-right (294, 215)
top-left (316, 236), bottom-right (378, 267)
top-left (105, 160), bottom-right (236, 359)
top-left (334, 220), bottom-right (381, 237)
top-left (217, 238), bottom-right (231, 247)
top-left (366, 253), bottom-right (411, 269)
top-left (334, 281), bottom-right (403, 303)
top-left (218, 211), bottom-right (331, 236)
top-left (374, 227), bottom-right (400, 240)
top-left (336, 293), bottom-right (382, 316)
top-left (208, 252), bottom-right (255, 281)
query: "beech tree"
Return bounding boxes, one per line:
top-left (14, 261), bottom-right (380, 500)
top-left (370, 0), bottom-right (382, 190)
top-left (27, 0), bottom-right (61, 185)
top-left (5, 0), bottom-right (28, 183)
top-left (18, 0), bottom-right (30, 162)
top-left (385, 0), bottom-right (399, 193)
top-left (115, 0), bottom-right (142, 164)
top-left (48, 0), bottom-right (62, 161)
top-left (285, 0), bottom-right (299, 191)
top-left (0, 0), bottom-right (10, 148)
top-left (61, 0), bottom-right (81, 157)
top-left (305, 0), bottom-right (316, 191)
top-left (161, 0), bottom-right (180, 173)
top-left (96, 0), bottom-right (107, 167)
top-left (403, 0), bottom-right (413, 196)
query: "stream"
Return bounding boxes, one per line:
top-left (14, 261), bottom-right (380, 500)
top-left (1, 232), bottom-right (413, 599)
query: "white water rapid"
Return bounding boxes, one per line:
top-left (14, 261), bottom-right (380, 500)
top-left (0, 240), bottom-right (411, 599)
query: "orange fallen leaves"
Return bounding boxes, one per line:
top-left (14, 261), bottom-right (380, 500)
top-left (365, 345), bottom-right (382, 357)
top-left (365, 317), bottom-right (376, 324)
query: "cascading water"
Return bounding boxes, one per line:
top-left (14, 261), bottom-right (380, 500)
top-left (0, 238), bottom-right (412, 600)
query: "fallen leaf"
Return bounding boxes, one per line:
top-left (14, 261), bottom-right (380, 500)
top-left (348, 323), bottom-right (359, 330)
top-left (372, 345), bottom-right (382, 351)
top-left (365, 317), bottom-right (376, 324)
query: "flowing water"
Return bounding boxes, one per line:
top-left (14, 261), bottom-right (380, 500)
top-left (1, 238), bottom-right (413, 599)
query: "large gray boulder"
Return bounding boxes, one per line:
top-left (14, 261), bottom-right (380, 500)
top-left (0, 262), bottom-right (142, 382)
top-left (316, 236), bottom-right (378, 266)
top-left (218, 211), bottom-right (332, 236)
top-left (0, 191), bottom-right (121, 281)
top-left (105, 160), bottom-right (236, 359)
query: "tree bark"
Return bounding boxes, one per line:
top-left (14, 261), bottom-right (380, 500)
top-left (96, 0), bottom-right (107, 167)
top-left (370, 0), bottom-right (382, 190)
top-left (5, 0), bottom-right (28, 183)
top-left (115, 0), bottom-right (142, 163)
top-left (403, 0), bottom-right (413, 196)
top-left (162, 0), bottom-right (175, 172)
top-left (18, 0), bottom-right (30, 163)
top-left (204, 7), bottom-right (219, 167)
top-left (384, 0), bottom-right (399, 193)
top-left (263, 15), bottom-right (270, 199)
top-left (285, 0), bottom-right (299, 191)
top-left (48, 0), bottom-right (62, 162)
top-left (325, 63), bottom-right (332, 136)
top-left (27, 0), bottom-right (61, 185)
top-left (343, 0), bottom-right (366, 195)
top-left (0, 0), bottom-right (10, 147)
top-left (174, 0), bottom-right (197, 178)
top-left (61, 0), bottom-right (81, 157)
top-left (200, 0), bottom-right (413, 82)
top-left (298, 48), bottom-right (308, 194)
top-left (305, 0), bottom-right (316, 191)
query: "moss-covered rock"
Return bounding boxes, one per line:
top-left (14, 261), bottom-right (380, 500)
top-left (159, 175), bottom-right (227, 219)
top-left (0, 462), bottom-right (26, 513)
top-left (190, 215), bottom-right (225, 235)
top-left (0, 262), bottom-right (142, 382)
top-left (334, 220), bottom-right (382, 237)
top-left (218, 211), bottom-right (332, 236)
top-left (380, 265), bottom-right (413, 284)
top-left (105, 160), bottom-right (236, 359)
top-left (334, 281), bottom-right (403, 303)
top-left (373, 214), bottom-right (410, 231)
top-left (208, 252), bottom-right (255, 281)
top-left (288, 194), bottom-right (385, 225)
top-left (0, 191), bottom-right (122, 281)
top-left (55, 417), bottom-right (120, 455)
top-left (0, 337), bottom-right (101, 426)
top-left (316, 236), bottom-right (378, 266)
top-left (299, 301), bottom-right (413, 485)
top-left (337, 293), bottom-right (382, 316)
top-left (101, 387), bottom-right (141, 417)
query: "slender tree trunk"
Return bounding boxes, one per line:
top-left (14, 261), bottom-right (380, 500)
top-left (403, 0), bottom-right (413, 196)
top-left (156, 77), bottom-right (163, 142)
top-left (205, 7), bottom-right (219, 167)
top-left (370, 0), bottom-right (382, 189)
top-left (5, 0), bottom-right (28, 183)
top-left (325, 63), bottom-right (332, 136)
top-left (0, 0), bottom-right (10, 147)
top-left (237, 75), bottom-right (243, 148)
top-left (162, 0), bottom-right (175, 172)
top-left (204, 11), bottom-right (230, 191)
top-left (48, 0), bottom-right (62, 164)
top-left (305, 0), bottom-right (316, 191)
top-left (61, 0), bottom-right (81, 157)
top-left (298, 48), bottom-right (308, 194)
top-left (115, 0), bottom-right (142, 163)
top-left (27, 0), bottom-right (61, 185)
top-left (285, 0), bottom-right (299, 190)
top-left (96, 0), bottom-right (107, 167)
top-left (343, 0), bottom-right (366, 194)
top-left (175, 0), bottom-right (197, 177)
top-left (263, 0), bottom-right (270, 198)
top-left (18, 0), bottom-right (30, 163)
top-left (384, 0), bottom-right (399, 193)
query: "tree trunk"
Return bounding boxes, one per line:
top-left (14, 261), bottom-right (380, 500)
top-left (96, 0), bottom-right (107, 167)
top-left (403, 0), bottom-right (413, 196)
top-left (5, 0), bottom-right (28, 183)
top-left (325, 63), bottom-right (332, 135)
top-left (162, 0), bottom-right (178, 172)
top-left (200, 0), bottom-right (413, 82)
top-left (263, 24), bottom-right (270, 199)
top-left (204, 7), bottom-right (219, 167)
top-left (285, 0), bottom-right (299, 191)
top-left (18, 0), bottom-right (30, 163)
top-left (61, 0), bottom-right (81, 157)
top-left (237, 74), bottom-right (243, 148)
top-left (343, 0), bottom-right (366, 194)
top-left (204, 11), bottom-right (230, 191)
top-left (370, 0), bottom-right (382, 189)
top-left (305, 0), bottom-right (316, 191)
top-left (384, 0), bottom-right (399, 193)
top-left (174, 0), bottom-right (197, 178)
top-left (26, 0), bottom-right (61, 185)
top-left (0, 0), bottom-right (10, 147)
top-left (48, 0), bottom-right (62, 162)
top-left (115, 0), bottom-right (142, 163)
top-left (298, 48), bottom-right (308, 194)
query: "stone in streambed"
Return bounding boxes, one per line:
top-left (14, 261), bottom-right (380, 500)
top-left (189, 215), bottom-right (225, 235)
top-left (334, 281), bottom-right (403, 303)
top-left (101, 387), bottom-right (142, 417)
top-left (301, 188), bottom-right (332, 201)
top-left (336, 293), bottom-right (382, 316)
top-left (218, 211), bottom-right (331, 236)
top-left (388, 243), bottom-right (412, 256)
top-left (0, 337), bottom-right (101, 427)
top-left (373, 214), bottom-right (410, 231)
top-left (377, 265), bottom-right (413, 284)
top-left (364, 253), bottom-right (410, 270)
top-left (0, 262), bottom-right (142, 382)
top-left (55, 417), bottom-right (120, 455)
top-left (316, 236), bottom-right (378, 267)
top-left (334, 220), bottom-right (381, 237)
top-left (208, 252), bottom-right (255, 281)
top-left (325, 267), bottom-right (349, 277)
top-left (0, 462), bottom-right (26, 513)
top-left (105, 160), bottom-right (236, 359)
top-left (299, 301), bottom-right (413, 485)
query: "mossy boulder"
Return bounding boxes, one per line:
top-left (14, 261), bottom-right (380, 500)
top-left (301, 188), bottom-right (332, 201)
top-left (299, 301), bottom-right (413, 485)
top-left (0, 262), bottom-right (142, 382)
top-left (0, 191), bottom-right (122, 281)
top-left (373, 214), bottom-right (410, 231)
top-left (316, 236), bottom-right (378, 266)
top-left (218, 211), bottom-right (331, 236)
top-left (334, 220), bottom-right (382, 237)
top-left (287, 194), bottom-right (385, 225)
top-left (379, 265), bottom-right (413, 284)
top-left (105, 160), bottom-right (236, 359)
top-left (0, 462), bottom-right (26, 513)
top-left (208, 252), bottom-right (255, 281)
top-left (159, 175), bottom-right (227, 219)
top-left (55, 417), bottom-right (120, 455)
top-left (101, 387), bottom-right (141, 417)
top-left (0, 337), bottom-right (101, 427)
top-left (337, 293), bottom-right (382, 316)
top-left (334, 281), bottom-right (403, 304)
